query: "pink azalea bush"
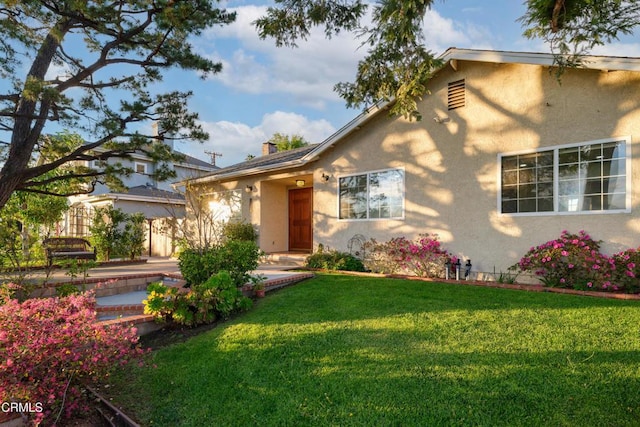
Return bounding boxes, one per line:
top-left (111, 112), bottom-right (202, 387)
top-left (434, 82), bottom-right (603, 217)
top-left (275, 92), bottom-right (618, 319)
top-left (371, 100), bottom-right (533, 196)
top-left (517, 230), bottom-right (611, 290)
top-left (0, 289), bottom-right (146, 425)
top-left (364, 234), bottom-right (451, 278)
top-left (610, 247), bottom-right (640, 293)
top-left (517, 230), bottom-right (640, 293)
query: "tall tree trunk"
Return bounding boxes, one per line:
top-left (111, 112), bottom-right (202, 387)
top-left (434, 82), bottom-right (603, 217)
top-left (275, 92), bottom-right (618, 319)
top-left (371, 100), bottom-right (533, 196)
top-left (0, 20), bottom-right (71, 209)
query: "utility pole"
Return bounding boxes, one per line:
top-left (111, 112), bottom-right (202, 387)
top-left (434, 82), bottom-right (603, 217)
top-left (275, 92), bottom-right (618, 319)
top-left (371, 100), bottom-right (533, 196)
top-left (204, 150), bottom-right (223, 166)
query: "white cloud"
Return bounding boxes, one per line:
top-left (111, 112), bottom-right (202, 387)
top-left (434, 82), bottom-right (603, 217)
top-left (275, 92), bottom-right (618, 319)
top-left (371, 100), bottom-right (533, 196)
top-left (422, 10), bottom-right (474, 51)
top-left (592, 42), bottom-right (640, 57)
top-left (175, 111), bottom-right (336, 167)
top-left (201, 5), bottom-right (524, 109)
top-left (201, 5), bottom-right (366, 110)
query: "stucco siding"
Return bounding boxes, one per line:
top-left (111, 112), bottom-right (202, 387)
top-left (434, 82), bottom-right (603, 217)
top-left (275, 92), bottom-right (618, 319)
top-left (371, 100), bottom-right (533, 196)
top-left (312, 60), bottom-right (640, 276)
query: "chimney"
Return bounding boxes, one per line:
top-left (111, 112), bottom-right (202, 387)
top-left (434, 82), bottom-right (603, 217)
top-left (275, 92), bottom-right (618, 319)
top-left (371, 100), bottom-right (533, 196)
top-left (153, 122), bottom-right (174, 151)
top-left (262, 142), bottom-right (277, 156)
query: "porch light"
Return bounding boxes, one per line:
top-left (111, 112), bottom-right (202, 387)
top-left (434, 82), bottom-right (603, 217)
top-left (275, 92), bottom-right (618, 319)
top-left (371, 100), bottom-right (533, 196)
top-left (321, 173), bottom-right (330, 182)
top-left (296, 179), bottom-right (305, 187)
top-left (245, 185), bottom-right (253, 193)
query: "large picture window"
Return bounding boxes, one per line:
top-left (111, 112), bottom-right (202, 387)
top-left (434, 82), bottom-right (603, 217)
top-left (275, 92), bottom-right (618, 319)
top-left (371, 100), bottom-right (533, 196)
top-left (500, 138), bottom-right (629, 215)
top-left (339, 169), bottom-right (404, 220)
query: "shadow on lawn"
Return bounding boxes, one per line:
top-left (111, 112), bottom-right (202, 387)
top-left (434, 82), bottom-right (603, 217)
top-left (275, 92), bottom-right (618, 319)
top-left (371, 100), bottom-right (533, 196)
top-left (132, 323), bottom-right (640, 426)
top-left (109, 275), bottom-right (640, 426)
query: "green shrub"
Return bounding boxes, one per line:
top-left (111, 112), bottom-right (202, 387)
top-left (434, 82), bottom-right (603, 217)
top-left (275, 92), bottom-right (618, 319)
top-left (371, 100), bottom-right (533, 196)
top-left (178, 240), bottom-right (262, 287)
top-left (223, 221), bottom-right (259, 243)
top-left (305, 249), bottom-right (365, 272)
top-left (143, 271), bottom-right (253, 326)
top-left (89, 205), bottom-right (128, 261)
top-left (121, 212), bottom-right (146, 260)
top-left (55, 283), bottom-right (81, 297)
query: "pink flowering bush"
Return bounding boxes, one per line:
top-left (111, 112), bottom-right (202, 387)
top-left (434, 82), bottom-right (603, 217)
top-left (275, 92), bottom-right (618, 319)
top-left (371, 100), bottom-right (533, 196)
top-left (0, 289), bottom-right (146, 425)
top-left (364, 234), bottom-right (451, 278)
top-left (517, 230), bottom-right (614, 290)
top-left (610, 247), bottom-right (640, 293)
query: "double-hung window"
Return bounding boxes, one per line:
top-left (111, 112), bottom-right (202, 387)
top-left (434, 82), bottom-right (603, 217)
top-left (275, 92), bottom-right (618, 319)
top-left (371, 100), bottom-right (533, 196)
top-left (339, 168), bottom-right (404, 220)
top-left (499, 137), bottom-right (630, 215)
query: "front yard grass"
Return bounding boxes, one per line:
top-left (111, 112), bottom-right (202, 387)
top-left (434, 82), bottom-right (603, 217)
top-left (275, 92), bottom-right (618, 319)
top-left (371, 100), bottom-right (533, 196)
top-left (108, 274), bottom-right (640, 426)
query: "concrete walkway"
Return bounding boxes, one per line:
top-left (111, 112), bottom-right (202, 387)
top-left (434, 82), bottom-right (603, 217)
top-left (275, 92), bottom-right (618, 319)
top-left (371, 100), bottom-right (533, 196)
top-left (86, 257), bottom-right (309, 307)
top-left (1, 256), bottom-right (310, 312)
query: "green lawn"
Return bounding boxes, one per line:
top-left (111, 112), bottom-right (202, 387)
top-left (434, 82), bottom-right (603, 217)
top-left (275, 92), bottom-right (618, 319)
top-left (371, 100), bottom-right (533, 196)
top-left (108, 274), bottom-right (640, 426)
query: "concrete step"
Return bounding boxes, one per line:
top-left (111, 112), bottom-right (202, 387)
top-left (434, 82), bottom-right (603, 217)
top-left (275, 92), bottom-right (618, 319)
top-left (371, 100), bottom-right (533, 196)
top-left (260, 252), bottom-right (308, 267)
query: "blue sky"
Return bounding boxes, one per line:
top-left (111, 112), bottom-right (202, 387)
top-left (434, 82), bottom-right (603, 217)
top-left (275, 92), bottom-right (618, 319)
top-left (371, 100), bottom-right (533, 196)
top-left (57, 1), bottom-right (640, 167)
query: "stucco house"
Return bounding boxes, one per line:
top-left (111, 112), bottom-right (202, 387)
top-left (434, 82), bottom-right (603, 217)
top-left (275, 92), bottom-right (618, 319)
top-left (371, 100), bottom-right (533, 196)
top-left (62, 134), bottom-right (217, 256)
top-left (186, 48), bottom-right (640, 278)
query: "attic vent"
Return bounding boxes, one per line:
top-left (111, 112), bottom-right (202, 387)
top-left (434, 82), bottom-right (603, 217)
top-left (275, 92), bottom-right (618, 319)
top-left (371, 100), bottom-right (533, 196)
top-left (447, 79), bottom-right (465, 110)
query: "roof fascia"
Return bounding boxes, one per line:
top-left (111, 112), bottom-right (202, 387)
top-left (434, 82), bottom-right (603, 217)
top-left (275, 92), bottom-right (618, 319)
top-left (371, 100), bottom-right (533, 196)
top-left (188, 158), bottom-right (308, 185)
top-left (301, 99), bottom-right (391, 162)
top-left (82, 193), bottom-right (186, 205)
top-left (440, 47), bottom-right (640, 72)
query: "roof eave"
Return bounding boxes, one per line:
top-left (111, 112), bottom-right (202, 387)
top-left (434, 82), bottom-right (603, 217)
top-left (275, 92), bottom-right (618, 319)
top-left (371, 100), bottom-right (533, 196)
top-left (81, 193), bottom-right (186, 205)
top-left (188, 158), bottom-right (308, 185)
top-left (439, 47), bottom-right (640, 72)
top-left (300, 99), bottom-right (393, 162)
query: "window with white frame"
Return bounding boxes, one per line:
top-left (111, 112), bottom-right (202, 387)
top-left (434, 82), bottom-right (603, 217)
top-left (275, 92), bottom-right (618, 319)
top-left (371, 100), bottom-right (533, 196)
top-left (134, 162), bottom-right (148, 174)
top-left (339, 168), bottom-right (404, 220)
top-left (500, 137), bottom-right (629, 214)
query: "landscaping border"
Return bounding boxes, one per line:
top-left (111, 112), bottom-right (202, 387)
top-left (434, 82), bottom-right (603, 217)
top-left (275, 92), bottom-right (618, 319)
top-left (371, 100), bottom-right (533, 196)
top-left (304, 269), bottom-right (640, 300)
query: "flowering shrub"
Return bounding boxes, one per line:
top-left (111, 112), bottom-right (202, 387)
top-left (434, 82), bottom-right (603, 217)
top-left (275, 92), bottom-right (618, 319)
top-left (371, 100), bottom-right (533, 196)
top-left (364, 234), bottom-right (451, 278)
top-left (610, 247), bottom-right (640, 293)
top-left (0, 290), bottom-right (146, 425)
top-left (517, 230), bottom-right (613, 289)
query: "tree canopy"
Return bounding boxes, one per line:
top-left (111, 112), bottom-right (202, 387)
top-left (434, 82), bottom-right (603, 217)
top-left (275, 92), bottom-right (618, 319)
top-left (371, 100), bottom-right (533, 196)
top-left (521, 0), bottom-right (640, 70)
top-left (0, 0), bottom-right (235, 209)
top-left (255, 0), bottom-right (440, 121)
top-left (1, 0), bottom-right (638, 211)
top-left (256, 0), bottom-right (640, 117)
top-left (270, 132), bottom-right (310, 152)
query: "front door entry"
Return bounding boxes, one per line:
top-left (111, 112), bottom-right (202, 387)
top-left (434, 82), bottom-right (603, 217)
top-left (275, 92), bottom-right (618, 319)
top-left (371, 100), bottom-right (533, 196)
top-left (289, 187), bottom-right (313, 252)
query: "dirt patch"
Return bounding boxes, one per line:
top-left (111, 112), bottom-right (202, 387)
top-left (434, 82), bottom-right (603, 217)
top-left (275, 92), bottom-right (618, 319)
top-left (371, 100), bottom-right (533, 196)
top-left (138, 322), bottom-right (222, 349)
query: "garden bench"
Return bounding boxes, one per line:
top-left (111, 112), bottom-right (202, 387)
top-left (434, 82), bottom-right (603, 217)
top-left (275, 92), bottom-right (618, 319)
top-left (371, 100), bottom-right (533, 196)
top-left (43, 237), bottom-right (97, 266)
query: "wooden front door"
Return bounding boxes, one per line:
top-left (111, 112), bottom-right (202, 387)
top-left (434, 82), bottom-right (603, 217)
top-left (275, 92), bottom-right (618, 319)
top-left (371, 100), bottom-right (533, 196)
top-left (289, 187), bottom-right (313, 252)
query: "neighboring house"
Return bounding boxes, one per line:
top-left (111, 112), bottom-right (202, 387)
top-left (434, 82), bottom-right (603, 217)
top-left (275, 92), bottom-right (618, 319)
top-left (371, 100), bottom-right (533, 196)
top-left (185, 48), bottom-right (640, 278)
top-left (62, 136), bottom-right (218, 256)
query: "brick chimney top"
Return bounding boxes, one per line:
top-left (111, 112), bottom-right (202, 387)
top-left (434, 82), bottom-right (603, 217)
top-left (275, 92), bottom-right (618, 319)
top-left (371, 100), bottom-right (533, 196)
top-left (262, 142), bottom-right (277, 156)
